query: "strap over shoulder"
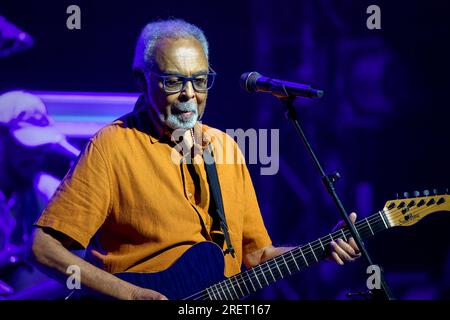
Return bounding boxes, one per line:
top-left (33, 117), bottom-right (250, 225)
top-left (203, 144), bottom-right (235, 258)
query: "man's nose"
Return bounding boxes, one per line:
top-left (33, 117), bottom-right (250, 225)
top-left (180, 80), bottom-right (195, 100)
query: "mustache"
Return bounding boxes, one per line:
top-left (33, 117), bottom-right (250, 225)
top-left (172, 101), bottom-right (197, 114)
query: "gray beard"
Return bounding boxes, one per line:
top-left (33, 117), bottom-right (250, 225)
top-left (163, 101), bottom-right (199, 130)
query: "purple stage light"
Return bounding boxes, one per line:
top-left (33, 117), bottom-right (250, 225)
top-left (29, 91), bottom-right (140, 138)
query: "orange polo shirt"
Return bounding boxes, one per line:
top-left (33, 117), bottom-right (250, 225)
top-left (35, 101), bottom-right (272, 277)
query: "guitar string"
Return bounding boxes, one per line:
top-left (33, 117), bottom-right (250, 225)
top-left (186, 204), bottom-right (422, 300)
top-left (233, 198), bottom-right (447, 291)
top-left (190, 217), bottom-right (380, 300)
top-left (187, 202), bottom-right (439, 300)
top-left (184, 208), bottom-right (389, 300)
top-left (185, 199), bottom-right (446, 300)
top-left (185, 220), bottom-right (377, 301)
top-left (192, 204), bottom-right (442, 301)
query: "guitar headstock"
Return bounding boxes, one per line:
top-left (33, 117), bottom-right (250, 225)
top-left (383, 189), bottom-right (450, 227)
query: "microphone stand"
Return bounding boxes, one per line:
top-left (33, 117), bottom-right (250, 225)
top-left (277, 95), bottom-right (394, 300)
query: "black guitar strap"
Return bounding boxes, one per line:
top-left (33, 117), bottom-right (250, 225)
top-left (203, 144), bottom-right (235, 258)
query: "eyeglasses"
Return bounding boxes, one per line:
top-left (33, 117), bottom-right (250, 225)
top-left (149, 67), bottom-right (217, 94)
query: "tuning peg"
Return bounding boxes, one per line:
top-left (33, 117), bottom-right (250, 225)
top-left (445, 188), bottom-right (449, 194)
top-left (403, 192), bottom-right (410, 198)
top-left (433, 189), bottom-right (438, 195)
top-left (413, 191), bottom-right (420, 197)
top-left (423, 190), bottom-right (430, 196)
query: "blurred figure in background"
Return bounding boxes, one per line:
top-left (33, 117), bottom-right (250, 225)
top-left (0, 90), bottom-right (79, 298)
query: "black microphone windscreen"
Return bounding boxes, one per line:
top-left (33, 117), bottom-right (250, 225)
top-left (240, 72), bottom-right (261, 92)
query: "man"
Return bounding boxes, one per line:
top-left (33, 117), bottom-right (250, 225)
top-left (31, 19), bottom-right (361, 300)
top-left (0, 90), bottom-right (80, 298)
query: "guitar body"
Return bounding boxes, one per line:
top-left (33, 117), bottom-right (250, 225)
top-left (115, 242), bottom-right (226, 300)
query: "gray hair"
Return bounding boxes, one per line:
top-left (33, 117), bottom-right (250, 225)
top-left (132, 19), bottom-right (209, 73)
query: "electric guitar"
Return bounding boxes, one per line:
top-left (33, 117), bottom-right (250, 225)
top-left (111, 191), bottom-right (449, 300)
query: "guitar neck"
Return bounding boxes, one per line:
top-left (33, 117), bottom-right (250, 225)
top-left (205, 210), bottom-right (390, 300)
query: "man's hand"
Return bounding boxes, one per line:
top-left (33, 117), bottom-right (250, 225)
top-left (329, 212), bottom-right (362, 265)
top-left (129, 286), bottom-right (168, 300)
top-left (246, 212), bottom-right (363, 268)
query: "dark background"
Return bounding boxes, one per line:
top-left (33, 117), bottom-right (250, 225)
top-left (1, 0), bottom-right (449, 299)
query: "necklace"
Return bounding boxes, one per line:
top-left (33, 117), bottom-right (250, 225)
top-left (190, 128), bottom-right (196, 146)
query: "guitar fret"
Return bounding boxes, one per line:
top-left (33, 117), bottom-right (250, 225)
top-left (318, 238), bottom-right (325, 251)
top-left (206, 288), bottom-right (213, 300)
top-left (215, 285), bottom-right (224, 300)
top-left (213, 284), bottom-right (223, 300)
top-left (282, 254), bottom-right (292, 275)
top-left (372, 219), bottom-right (386, 234)
top-left (214, 285), bottom-right (223, 300)
top-left (290, 250), bottom-right (300, 271)
top-left (226, 281), bottom-right (235, 299)
top-left (340, 229), bottom-right (347, 241)
top-left (208, 287), bottom-right (216, 300)
top-left (309, 243), bottom-right (318, 262)
top-left (252, 268), bottom-right (262, 288)
top-left (239, 273), bottom-right (250, 295)
top-left (357, 220), bottom-right (369, 236)
top-left (379, 210), bottom-right (389, 229)
top-left (266, 262), bottom-right (276, 282)
top-left (219, 283), bottom-right (228, 300)
top-left (233, 276), bottom-right (244, 297)
top-left (209, 285), bottom-right (216, 300)
top-left (247, 272), bottom-right (256, 292)
top-left (357, 222), bottom-right (371, 238)
top-left (227, 279), bottom-right (238, 299)
top-left (365, 217), bottom-right (374, 235)
top-left (299, 247), bottom-right (309, 266)
top-left (274, 259), bottom-right (284, 278)
top-left (259, 264), bottom-right (270, 285)
top-left (216, 284), bottom-right (223, 300)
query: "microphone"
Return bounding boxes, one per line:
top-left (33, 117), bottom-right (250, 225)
top-left (240, 71), bottom-right (324, 98)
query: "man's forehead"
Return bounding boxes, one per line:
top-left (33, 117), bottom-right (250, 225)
top-left (154, 37), bottom-right (203, 51)
top-left (153, 37), bottom-right (208, 73)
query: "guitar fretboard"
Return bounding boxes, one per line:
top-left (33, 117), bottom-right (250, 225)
top-left (202, 210), bottom-right (390, 300)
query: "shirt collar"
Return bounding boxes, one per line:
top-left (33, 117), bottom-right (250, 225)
top-left (133, 95), bottom-right (214, 149)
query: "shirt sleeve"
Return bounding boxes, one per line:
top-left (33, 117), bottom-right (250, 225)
top-left (35, 139), bottom-right (111, 248)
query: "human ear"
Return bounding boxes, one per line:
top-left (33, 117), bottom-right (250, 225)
top-left (133, 68), bottom-right (148, 93)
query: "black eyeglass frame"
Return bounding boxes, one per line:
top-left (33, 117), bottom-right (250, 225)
top-left (148, 67), bottom-right (217, 94)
